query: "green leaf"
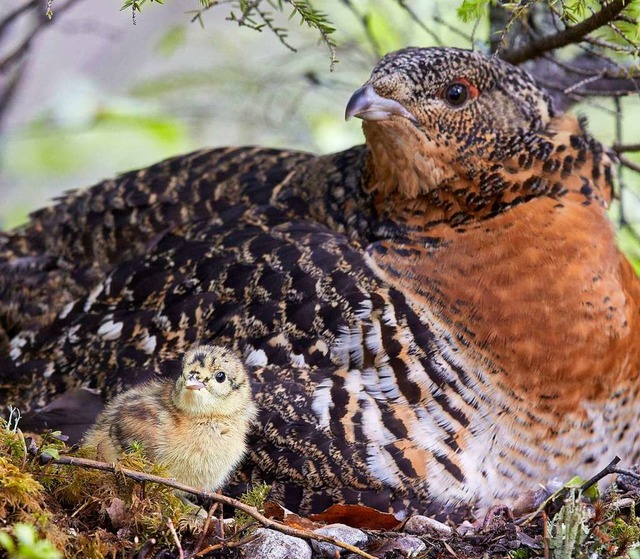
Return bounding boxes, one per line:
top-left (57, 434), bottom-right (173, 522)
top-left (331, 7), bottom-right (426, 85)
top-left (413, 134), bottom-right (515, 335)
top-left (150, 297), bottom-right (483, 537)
top-left (41, 448), bottom-right (59, 461)
top-left (457, 0), bottom-right (490, 23)
top-left (0, 531), bottom-right (16, 553)
top-left (156, 25), bottom-right (186, 57)
top-left (14, 524), bottom-right (36, 548)
top-left (563, 475), bottom-right (585, 488)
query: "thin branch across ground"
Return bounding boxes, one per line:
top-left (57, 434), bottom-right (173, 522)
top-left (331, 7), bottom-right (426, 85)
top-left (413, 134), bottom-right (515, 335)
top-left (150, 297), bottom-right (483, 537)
top-left (50, 454), bottom-right (377, 559)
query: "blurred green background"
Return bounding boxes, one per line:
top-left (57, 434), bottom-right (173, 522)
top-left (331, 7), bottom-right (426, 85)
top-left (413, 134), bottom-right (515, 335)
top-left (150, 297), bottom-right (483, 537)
top-left (0, 0), bottom-right (638, 266)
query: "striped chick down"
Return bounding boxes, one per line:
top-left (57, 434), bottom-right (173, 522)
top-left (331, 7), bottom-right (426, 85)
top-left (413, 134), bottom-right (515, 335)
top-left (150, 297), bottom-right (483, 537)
top-left (83, 345), bottom-right (257, 492)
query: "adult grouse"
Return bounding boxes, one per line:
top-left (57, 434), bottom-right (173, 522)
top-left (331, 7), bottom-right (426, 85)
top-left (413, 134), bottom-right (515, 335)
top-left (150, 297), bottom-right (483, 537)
top-left (2, 47), bottom-right (639, 520)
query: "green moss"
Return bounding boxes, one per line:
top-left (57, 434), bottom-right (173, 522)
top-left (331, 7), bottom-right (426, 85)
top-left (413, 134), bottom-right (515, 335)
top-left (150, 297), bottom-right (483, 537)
top-left (0, 415), bottom-right (205, 558)
top-left (233, 482), bottom-right (271, 530)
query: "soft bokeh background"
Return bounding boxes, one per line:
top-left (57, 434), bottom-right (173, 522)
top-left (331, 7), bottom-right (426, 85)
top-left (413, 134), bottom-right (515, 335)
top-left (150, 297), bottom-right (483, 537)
top-left (1, 0), bottom-right (638, 266)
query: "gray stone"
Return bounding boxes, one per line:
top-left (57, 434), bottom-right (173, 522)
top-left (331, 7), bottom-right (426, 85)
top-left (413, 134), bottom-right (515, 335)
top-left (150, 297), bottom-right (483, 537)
top-left (375, 535), bottom-right (427, 557)
top-left (403, 515), bottom-right (452, 538)
top-left (311, 523), bottom-right (368, 557)
top-left (242, 528), bottom-right (312, 559)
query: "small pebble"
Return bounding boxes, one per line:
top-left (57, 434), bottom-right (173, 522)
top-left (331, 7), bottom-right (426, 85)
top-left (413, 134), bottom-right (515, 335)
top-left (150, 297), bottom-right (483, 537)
top-left (403, 515), bottom-right (452, 538)
top-left (311, 523), bottom-right (368, 557)
top-left (242, 528), bottom-right (312, 559)
top-left (375, 535), bottom-right (427, 557)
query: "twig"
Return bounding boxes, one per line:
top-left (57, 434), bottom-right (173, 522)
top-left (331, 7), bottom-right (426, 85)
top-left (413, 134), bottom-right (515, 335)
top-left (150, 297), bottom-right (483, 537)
top-left (195, 534), bottom-right (257, 557)
top-left (0, 0), bottom-right (84, 73)
top-left (563, 71), bottom-right (606, 95)
top-left (235, 0), bottom-right (260, 25)
top-left (620, 155), bottom-right (640, 174)
top-left (519, 457), bottom-right (625, 526)
top-left (611, 468), bottom-right (640, 481)
top-left (613, 143), bottom-right (640, 153)
top-left (167, 518), bottom-right (184, 559)
top-left (339, 0), bottom-right (382, 58)
top-left (432, 13), bottom-right (474, 46)
top-left (534, 75), bottom-right (619, 114)
top-left (190, 504), bottom-right (216, 558)
top-left (542, 510), bottom-right (549, 559)
top-left (501, 0), bottom-right (632, 64)
top-left (51, 454), bottom-right (377, 559)
top-left (583, 34), bottom-right (639, 53)
top-left (0, 0), bottom-right (39, 39)
top-left (541, 52), bottom-right (640, 80)
top-left (574, 87), bottom-right (635, 97)
top-left (396, 0), bottom-right (442, 46)
top-left (607, 20), bottom-right (639, 51)
top-left (615, 13), bottom-right (638, 25)
top-left (579, 456), bottom-right (621, 493)
top-left (614, 96), bottom-right (626, 226)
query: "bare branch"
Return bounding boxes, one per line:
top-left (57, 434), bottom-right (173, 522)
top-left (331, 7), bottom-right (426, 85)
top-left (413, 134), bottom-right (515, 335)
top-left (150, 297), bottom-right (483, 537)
top-left (432, 13), bottom-right (474, 46)
top-left (615, 96), bottom-right (626, 226)
top-left (611, 468), bottom-right (640, 481)
top-left (0, 0), bottom-right (39, 40)
top-left (620, 155), bottom-right (640, 174)
top-left (338, 0), bottom-right (382, 58)
top-left (194, 535), bottom-right (256, 557)
top-left (583, 34), bottom-right (639, 53)
top-left (395, 0), bottom-right (442, 46)
top-left (51, 454), bottom-right (378, 559)
top-left (613, 143), bottom-right (640, 153)
top-left (166, 518), bottom-right (184, 559)
top-left (0, 0), bottom-right (85, 73)
top-left (562, 70), bottom-right (606, 95)
top-left (615, 13), bottom-right (638, 25)
top-left (541, 52), bottom-right (640, 80)
top-left (501, 0), bottom-right (633, 64)
top-left (0, 65), bottom-right (27, 126)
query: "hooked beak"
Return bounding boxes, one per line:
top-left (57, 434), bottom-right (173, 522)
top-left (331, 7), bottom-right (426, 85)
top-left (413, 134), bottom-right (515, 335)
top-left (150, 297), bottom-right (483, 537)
top-left (185, 377), bottom-right (206, 391)
top-left (345, 84), bottom-right (416, 123)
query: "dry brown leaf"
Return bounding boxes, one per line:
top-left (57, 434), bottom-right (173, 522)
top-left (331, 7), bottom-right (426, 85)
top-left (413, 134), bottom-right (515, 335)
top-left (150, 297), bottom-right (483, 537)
top-left (106, 497), bottom-right (129, 529)
top-left (309, 504), bottom-right (401, 530)
top-left (263, 501), bottom-right (321, 530)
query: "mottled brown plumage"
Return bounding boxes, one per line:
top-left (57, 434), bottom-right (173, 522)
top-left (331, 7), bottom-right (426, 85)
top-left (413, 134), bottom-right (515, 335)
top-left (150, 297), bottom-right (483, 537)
top-left (1, 47), bottom-right (639, 520)
top-left (83, 345), bottom-right (256, 491)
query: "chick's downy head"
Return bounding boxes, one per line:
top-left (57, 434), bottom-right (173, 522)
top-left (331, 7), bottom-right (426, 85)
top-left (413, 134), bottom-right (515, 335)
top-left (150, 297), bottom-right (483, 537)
top-left (173, 345), bottom-right (254, 417)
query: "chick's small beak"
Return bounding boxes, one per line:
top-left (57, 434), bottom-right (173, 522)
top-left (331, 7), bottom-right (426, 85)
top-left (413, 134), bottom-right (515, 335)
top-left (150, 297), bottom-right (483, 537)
top-left (185, 377), bottom-right (206, 391)
top-left (345, 84), bottom-right (416, 122)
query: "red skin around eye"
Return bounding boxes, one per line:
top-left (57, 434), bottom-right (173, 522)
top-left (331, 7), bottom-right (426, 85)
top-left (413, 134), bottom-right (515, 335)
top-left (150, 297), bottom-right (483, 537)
top-left (455, 77), bottom-right (479, 99)
top-left (439, 77), bottom-right (480, 101)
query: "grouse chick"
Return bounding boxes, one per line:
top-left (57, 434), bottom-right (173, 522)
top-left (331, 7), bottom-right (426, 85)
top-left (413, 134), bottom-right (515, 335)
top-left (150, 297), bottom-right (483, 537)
top-left (83, 345), bottom-right (257, 492)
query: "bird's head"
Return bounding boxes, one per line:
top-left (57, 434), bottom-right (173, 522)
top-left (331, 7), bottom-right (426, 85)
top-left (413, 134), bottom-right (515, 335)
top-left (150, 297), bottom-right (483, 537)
top-left (346, 47), bottom-right (612, 225)
top-left (347, 47), bottom-right (554, 135)
top-left (173, 345), bottom-right (253, 416)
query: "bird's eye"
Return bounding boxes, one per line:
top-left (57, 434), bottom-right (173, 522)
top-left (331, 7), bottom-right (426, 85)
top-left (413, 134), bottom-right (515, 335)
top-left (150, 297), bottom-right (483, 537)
top-left (215, 371), bottom-right (226, 383)
top-left (443, 82), bottom-right (468, 107)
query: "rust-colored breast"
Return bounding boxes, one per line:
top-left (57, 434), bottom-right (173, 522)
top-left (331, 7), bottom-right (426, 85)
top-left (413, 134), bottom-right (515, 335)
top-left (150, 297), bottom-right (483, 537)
top-left (367, 194), bottom-right (640, 415)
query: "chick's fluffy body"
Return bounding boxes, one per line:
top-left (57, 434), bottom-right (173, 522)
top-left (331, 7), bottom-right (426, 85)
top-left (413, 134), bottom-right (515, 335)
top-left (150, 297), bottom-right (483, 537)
top-left (84, 346), bottom-right (257, 491)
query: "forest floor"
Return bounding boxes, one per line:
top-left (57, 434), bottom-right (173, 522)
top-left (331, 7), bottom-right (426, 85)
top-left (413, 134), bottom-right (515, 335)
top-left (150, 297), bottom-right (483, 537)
top-left (2, 414), bottom-right (640, 559)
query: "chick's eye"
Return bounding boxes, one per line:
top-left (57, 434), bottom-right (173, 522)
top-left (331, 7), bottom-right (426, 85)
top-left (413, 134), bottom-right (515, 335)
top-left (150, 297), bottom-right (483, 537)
top-left (443, 82), bottom-right (468, 107)
top-left (215, 371), bottom-right (226, 383)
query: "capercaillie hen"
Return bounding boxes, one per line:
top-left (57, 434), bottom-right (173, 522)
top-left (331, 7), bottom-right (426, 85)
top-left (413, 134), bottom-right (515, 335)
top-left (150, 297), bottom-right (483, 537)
top-left (1, 47), bottom-right (639, 520)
